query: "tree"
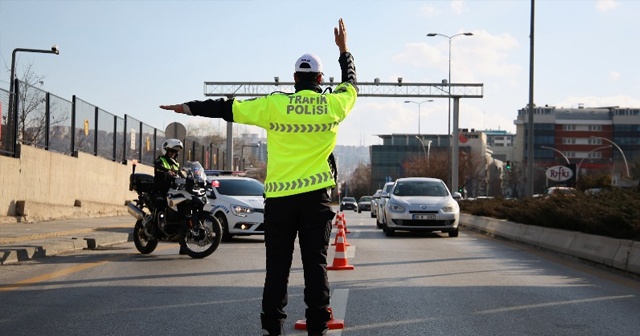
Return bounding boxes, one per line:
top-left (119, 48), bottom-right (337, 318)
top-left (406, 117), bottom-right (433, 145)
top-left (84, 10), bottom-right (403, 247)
top-left (402, 149), bottom-right (489, 198)
top-left (346, 162), bottom-right (372, 199)
top-left (503, 161), bottom-right (523, 198)
top-left (186, 121), bottom-right (227, 149)
top-left (12, 62), bottom-right (69, 149)
top-left (401, 149), bottom-right (449, 182)
top-left (631, 159), bottom-right (640, 180)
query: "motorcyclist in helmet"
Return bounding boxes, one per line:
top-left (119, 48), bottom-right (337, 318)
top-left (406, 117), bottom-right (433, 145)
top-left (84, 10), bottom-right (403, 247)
top-left (153, 139), bottom-right (187, 254)
top-left (154, 138), bottom-right (184, 194)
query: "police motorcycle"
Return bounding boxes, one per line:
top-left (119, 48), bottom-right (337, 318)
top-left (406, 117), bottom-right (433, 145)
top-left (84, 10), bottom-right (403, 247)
top-left (127, 160), bottom-right (222, 258)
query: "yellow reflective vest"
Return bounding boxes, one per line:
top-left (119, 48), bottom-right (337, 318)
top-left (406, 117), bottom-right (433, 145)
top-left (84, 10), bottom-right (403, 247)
top-left (232, 82), bottom-right (357, 198)
top-left (159, 156), bottom-right (180, 171)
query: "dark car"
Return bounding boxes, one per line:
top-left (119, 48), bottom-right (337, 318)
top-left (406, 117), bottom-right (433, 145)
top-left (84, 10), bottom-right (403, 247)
top-left (357, 196), bottom-right (372, 213)
top-left (340, 197), bottom-right (358, 212)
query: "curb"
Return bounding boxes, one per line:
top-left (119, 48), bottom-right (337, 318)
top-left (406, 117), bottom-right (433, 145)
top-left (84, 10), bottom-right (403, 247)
top-left (460, 214), bottom-right (640, 276)
top-left (0, 231), bottom-right (131, 265)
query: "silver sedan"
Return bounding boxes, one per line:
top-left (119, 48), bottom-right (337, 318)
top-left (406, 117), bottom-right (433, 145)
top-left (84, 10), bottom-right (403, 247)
top-left (382, 177), bottom-right (460, 237)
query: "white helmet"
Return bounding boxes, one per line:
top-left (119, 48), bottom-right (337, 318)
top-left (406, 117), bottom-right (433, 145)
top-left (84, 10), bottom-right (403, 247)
top-left (162, 138), bottom-right (183, 155)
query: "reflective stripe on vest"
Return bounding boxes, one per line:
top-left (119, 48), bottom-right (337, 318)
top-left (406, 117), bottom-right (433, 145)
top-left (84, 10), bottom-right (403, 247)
top-left (269, 122), bottom-right (338, 133)
top-left (160, 156), bottom-right (180, 170)
top-left (264, 171), bottom-right (333, 193)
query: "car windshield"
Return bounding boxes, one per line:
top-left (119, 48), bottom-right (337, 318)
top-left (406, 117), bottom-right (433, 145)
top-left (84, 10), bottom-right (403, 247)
top-left (393, 181), bottom-right (449, 197)
top-left (342, 197), bottom-right (356, 202)
top-left (359, 196), bottom-right (372, 202)
top-left (212, 179), bottom-right (264, 196)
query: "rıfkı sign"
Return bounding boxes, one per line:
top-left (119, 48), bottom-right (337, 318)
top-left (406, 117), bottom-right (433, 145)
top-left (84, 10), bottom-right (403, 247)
top-left (546, 165), bottom-right (574, 182)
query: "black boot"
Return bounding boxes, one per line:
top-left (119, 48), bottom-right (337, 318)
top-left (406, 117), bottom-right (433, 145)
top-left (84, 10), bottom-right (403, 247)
top-left (260, 312), bottom-right (284, 335)
top-left (179, 246), bottom-right (188, 255)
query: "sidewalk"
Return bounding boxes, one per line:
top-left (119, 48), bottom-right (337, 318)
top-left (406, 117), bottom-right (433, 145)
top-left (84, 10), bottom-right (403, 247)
top-left (0, 215), bottom-right (134, 265)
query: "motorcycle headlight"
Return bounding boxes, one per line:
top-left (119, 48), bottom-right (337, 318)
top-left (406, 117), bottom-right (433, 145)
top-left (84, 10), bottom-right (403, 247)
top-left (388, 202), bottom-right (405, 213)
top-left (231, 204), bottom-right (254, 217)
top-left (442, 202), bottom-right (459, 213)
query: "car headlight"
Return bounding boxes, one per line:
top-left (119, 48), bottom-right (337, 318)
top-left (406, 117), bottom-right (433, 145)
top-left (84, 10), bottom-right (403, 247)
top-left (387, 202), bottom-right (405, 213)
top-left (442, 202), bottom-right (459, 213)
top-left (231, 204), bottom-right (254, 217)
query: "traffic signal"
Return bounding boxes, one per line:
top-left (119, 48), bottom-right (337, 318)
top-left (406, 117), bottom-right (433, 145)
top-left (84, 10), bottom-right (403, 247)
top-left (505, 161), bottom-right (512, 170)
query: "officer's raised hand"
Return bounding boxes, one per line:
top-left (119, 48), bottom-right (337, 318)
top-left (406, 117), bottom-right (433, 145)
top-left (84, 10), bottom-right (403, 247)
top-left (334, 18), bottom-right (348, 53)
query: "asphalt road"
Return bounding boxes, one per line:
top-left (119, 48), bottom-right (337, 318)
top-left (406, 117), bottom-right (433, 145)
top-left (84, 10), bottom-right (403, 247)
top-left (1, 210), bottom-right (640, 336)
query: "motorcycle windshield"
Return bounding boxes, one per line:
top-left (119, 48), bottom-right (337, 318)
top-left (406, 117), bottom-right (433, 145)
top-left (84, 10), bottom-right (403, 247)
top-left (184, 161), bottom-right (207, 184)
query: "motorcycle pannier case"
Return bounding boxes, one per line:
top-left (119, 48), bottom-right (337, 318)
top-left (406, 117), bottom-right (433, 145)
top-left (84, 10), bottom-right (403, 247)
top-left (130, 173), bottom-right (155, 193)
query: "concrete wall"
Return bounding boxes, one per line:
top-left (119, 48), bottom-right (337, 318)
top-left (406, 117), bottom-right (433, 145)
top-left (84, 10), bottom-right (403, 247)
top-left (0, 144), bottom-right (153, 222)
top-left (461, 213), bottom-right (640, 276)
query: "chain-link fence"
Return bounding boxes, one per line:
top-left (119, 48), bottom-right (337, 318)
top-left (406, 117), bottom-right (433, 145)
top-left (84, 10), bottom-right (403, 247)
top-left (1, 79), bottom-right (225, 169)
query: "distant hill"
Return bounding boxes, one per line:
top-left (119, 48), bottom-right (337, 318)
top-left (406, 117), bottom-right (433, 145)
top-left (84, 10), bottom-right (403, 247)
top-left (333, 145), bottom-right (370, 181)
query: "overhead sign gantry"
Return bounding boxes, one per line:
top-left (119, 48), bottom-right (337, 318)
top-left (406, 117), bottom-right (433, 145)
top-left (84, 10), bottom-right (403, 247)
top-left (204, 80), bottom-right (483, 193)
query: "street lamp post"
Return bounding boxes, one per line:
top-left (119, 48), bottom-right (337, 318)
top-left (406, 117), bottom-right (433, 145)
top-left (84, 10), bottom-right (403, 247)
top-left (577, 145), bottom-right (612, 180)
top-left (414, 136), bottom-right (427, 157)
top-left (427, 32), bottom-right (473, 190)
top-left (540, 145), bottom-right (570, 164)
top-left (404, 100), bottom-right (433, 135)
top-left (240, 143), bottom-right (260, 171)
top-left (7, 45), bottom-right (59, 156)
top-left (426, 32), bottom-right (473, 139)
top-left (414, 136), bottom-right (433, 170)
top-left (590, 136), bottom-right (630, 178)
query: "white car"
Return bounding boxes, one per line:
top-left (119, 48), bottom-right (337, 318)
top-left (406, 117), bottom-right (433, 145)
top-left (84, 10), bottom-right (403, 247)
top-left (205, 171), bottom-right (264, 241)
top-left (370, 189), bottom-right (382, 218)
top-left (382, 177), bottom-right (461, 237)
top-left (375, 182), bottom-right (395, 228)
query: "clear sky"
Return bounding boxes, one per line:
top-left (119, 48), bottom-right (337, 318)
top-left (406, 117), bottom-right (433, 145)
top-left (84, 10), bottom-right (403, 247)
top-left (1, 0), bottom-right (638, 147)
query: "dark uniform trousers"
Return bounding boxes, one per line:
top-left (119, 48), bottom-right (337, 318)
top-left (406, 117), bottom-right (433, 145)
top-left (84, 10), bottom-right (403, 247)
top-left (261, 188), bottom-right (335, 335)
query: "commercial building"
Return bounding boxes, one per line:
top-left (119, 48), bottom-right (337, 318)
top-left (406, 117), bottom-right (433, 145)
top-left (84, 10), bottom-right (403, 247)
top-left (370, 131), bottom-right (510, 197)
top-left (368, 106), bottom-right (639, 198)
top-left (514, 105), bottom-right (640, 191)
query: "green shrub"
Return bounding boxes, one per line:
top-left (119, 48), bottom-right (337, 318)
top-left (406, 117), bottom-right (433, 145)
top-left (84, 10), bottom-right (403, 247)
top-left (459, 189), bottom-right (640, 241)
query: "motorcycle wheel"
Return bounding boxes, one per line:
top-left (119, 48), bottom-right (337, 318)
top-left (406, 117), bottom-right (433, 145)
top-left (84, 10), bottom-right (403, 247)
top-left (179, 213), bottom-right (222, 259)
top-left (133, 219), bottom-right (158, 254)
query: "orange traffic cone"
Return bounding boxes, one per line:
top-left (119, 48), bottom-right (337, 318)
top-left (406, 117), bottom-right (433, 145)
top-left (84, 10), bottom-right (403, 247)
top-left (341, 212), bottom-right (351, 234)
top-left (332, 213), bottom-right (341, 227)
top-left (327, 228), bottom-right (354, 271)
top-left (331, 218), bottom-right (350, 246)
top-left (295, 307), bottom-right (345, 331)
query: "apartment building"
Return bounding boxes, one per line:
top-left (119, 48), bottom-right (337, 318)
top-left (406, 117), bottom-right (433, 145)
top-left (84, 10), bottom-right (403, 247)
top-left (514, 105), bottom-right (640, 180)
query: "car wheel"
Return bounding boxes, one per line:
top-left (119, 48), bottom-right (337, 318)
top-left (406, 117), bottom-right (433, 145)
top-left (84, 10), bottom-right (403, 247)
top-left (370, 211), bottom-right (375, 218)
top-left (448, 228), bottom-right (459, 238)
top-left (358, 208), bottom-right (361, 213)
top-left (384, 225), bottom-right (395, 237)
top-left (376, 214), bottom-right (383, 228)
top-left (216, 213), bottom-right (233, 242)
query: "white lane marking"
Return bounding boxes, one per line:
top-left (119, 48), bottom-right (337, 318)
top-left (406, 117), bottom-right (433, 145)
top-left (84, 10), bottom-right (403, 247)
top-left (346, 246), bottom-right (356, 259)
top-left (328, 289), bottom-right (349, 335)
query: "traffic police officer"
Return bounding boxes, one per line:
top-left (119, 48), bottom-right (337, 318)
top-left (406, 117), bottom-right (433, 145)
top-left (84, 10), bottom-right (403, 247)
top-left (153, 138), bottom-right (183, 195)
top-left (160, 18), bottom-right (357, 336)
